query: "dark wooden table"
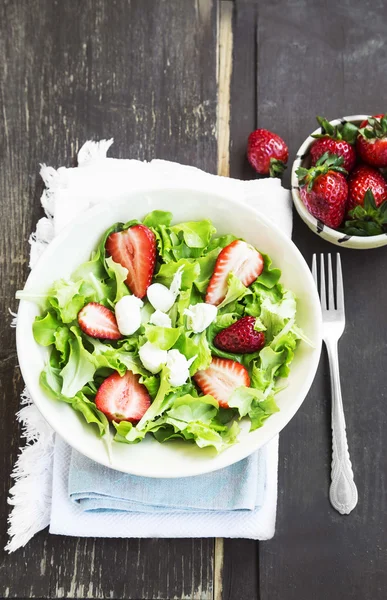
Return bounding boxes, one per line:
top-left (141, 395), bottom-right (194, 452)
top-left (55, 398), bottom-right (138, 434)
top-left (1, 1), bottom-right (386, 598)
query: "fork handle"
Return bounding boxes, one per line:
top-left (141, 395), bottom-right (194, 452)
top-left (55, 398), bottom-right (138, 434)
top-left (325, 339), bottom-right (358, 515)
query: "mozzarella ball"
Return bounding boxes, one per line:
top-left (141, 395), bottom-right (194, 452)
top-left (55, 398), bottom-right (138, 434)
top-left (115, 295), bottom-right (143, 335)
top-left (147, 283), bottom-right (175, 313)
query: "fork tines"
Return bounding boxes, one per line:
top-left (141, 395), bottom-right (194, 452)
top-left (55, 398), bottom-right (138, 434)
top-left (312, 253), bottom-right (344, 313)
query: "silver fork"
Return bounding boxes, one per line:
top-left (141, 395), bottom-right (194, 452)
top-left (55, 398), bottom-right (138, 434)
top-left (312, 253), bottom-right (358, 515)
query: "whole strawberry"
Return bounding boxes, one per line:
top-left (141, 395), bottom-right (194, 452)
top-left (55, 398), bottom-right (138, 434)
top-left (214, 316), bottom-right (265, 354)
top-left (310, 116), bottom-right (357, 172)
top-left (357, 114), bottom-right (387, 167)
top-left (247, 129), bottom-right (289, 177)
top-left (296, 152), bottom-right (348, 229)
top-left (347, 164), bottom-right (387, 211)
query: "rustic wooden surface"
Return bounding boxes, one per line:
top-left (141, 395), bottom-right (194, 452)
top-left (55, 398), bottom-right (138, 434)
top-left (229, 1), bottom-right (387, 599)
top-left (1, 0), bottom-right (387, 598)
top-left (0, 1), bottom-right (217, 598)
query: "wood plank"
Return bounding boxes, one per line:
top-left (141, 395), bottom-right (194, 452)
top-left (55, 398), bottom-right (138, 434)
top-left (217, 1), bottom-right (234, 178)
top-left (213, 4), bottom-right (234, 594)
top-left (0, 0), bottom-right (218, 598)
top-left (229, 0), bottom-right (387, 599)
top-left (220, 2), bottom-right (262, 599)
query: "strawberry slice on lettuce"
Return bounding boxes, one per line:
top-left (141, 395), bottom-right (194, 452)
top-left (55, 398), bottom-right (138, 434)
top-left (193, 357), bottom-right (250, 408)
top-left (106, 224), bottom-right (156, 298)
top-left (205, 240), bottom-right (263, 306)
top-left (96, 370), bottom-right (151, 423)
top-left (78, 302), bottom-right (121, 340)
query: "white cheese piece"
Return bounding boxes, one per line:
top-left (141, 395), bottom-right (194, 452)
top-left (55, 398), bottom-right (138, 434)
top-left (170, 265), bottom-right (185, 298)
top-left (147, 283), bottom-right (175, 312)
top-left (184, 303), bottom-right (217, 333)
top-left (149, 309), bottom-right (172, 328)
top-left (139, 341), bottom-right (168, 374)
top-left (166, 349), bottom-right (197, 387)
top-left (115, 295), bottom-right (144, 336)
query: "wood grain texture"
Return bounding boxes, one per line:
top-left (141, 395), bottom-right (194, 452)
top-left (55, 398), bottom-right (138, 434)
top-left (217, 1), bottom-right (233, 177)
top-left (229, 1), bottom-right (387, 599)
top-left (0, 0), bottom-right (218, 598)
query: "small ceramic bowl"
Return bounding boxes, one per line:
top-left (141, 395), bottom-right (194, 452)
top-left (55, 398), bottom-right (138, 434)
top-left (291, 114), bottom-right (387, 250)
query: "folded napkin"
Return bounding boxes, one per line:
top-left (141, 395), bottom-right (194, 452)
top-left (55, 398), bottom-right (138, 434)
top-left (50, 435), bottom-right (279, 539)
top-left (68, 444), bottom-right (266, 513)
top-left (7, 140), bottom-right (291, 551)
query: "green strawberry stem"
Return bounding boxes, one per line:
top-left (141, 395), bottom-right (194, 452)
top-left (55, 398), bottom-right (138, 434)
top-left (341, 122), bottom-right (359, 144)
top-left (296, 152), bottom-right (347, 191)
top-left (311, 116), bottom-right (358, 144)
top-left (316, 116), bottom-right (335, 137)
top-left (359, 114), bottom-right (387, 140)
top-left (343, 189), bottom-right (387, 236)
top-left (269, 158), bottom-right (287, 178)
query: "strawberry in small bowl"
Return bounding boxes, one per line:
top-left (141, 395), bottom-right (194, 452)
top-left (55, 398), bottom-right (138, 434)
top-left (291, 114), bottom-right (387, 249)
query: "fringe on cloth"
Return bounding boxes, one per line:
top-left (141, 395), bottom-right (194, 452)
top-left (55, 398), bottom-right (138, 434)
top-left (8, 309), bottom-right (18, 328)
top-left (5, 389), bottom-right (55, 552)
top-left (7, 139), bottom-right (114, 551)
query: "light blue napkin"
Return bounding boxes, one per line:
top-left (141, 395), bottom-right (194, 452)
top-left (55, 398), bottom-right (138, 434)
top-left (68, 448), bottom-right (266, 513)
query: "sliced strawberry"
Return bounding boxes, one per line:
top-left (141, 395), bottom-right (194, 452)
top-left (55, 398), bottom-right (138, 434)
top-left (205, 240), bottom-right (263, 306)
top-left (214, 316), bottom-right (266, 354)
top-left (95, 370), bottom-right (151, 423)
top-left (106, 224), bottom-right (156, 298)
top-left (193, 357), bottom-right (250, 408)
top-left (78, 302), bottom-right (121, 340)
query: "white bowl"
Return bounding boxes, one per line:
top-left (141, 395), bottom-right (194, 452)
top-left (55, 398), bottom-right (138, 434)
top-left (291, 114), bottom-right (387, 249)
top-left (17, 188), bottom-right (322, 478)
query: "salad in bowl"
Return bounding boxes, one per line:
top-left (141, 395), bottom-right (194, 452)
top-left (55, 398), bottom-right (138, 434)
top-left (18, 209), bottom-right (311, 454)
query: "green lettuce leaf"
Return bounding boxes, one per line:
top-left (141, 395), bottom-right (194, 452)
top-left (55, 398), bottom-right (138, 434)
top-left (249, 397), bottom-right (279, 431)
top-left (156, 259), bottom-right (200, 289)
top-left (70, 392), bottom-right (110, 437)
top-left (48, 279), bottom-right (87, 323)
top-left (173, 287), bottom-right (202, 327)
top-left (71, 249), bottom-right (107, 282)
top-left (207, 234), bottom-right (238, 252)
top-left (167, 394), bottom-right (218, 424)
top-left (143, 210), bottom-right (173, 228)
top-left (217, 273), bottom-right (251, 309)
top-left (60, 327), bottom-right (96, 397)
top-left (87, 337), bottom-right (147, 376)
top-left (54, 326), bottom-right (71, 364)
top-left (194, 248), bottom-right (222, 293)
top-left (190, 332), bottom-right (212, 374)
top-left (151, 224), bottom-right (174, 263)
top-left (257, 253), bottom-right (282, 289)
top-left (144, 324), bottom-right (182, 350)
top-left (120, 394), bottom-right (240, 452)
top-left (170, 219), bottom-right (216, 248)
top-left (170, 240), bottom-right (204, 261)
top-left (15, 289), bottom-right (49, 309)
top-left (137, 367), bottom-right (173, 429)
top-left (40, 362), bottom-right (62, 396)
top-left (32, 311), bottom-right (60, 346)
top-left (290, 323), bottom-right (315, 347)
top-left (228, 386), bottom-right (264, 417)
top-left (40, 365), bottom-right (108, 436)
top-left (105, 256), bottom-right (130, 303)
top-left (259, 289), bottom-right (297, 341)
top-left (140, 374), bottom-right (160, 399)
